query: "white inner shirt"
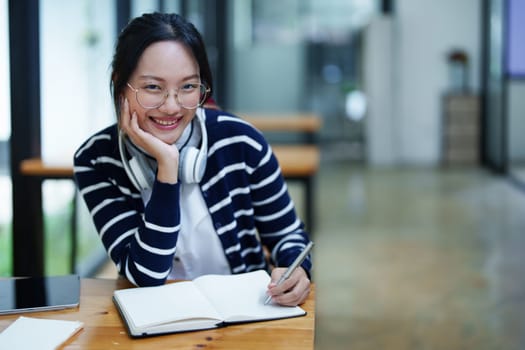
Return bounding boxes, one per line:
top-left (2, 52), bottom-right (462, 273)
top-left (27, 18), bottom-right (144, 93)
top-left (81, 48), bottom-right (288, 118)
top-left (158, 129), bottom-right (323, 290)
top-left (139, 116), bottom-right (231, 280)
top-left (168, 182), bottom-right (231, 280)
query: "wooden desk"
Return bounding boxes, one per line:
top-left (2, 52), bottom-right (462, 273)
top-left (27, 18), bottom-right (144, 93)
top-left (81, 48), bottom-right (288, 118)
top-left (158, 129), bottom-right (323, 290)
top-left (19, 159), bottom-right (77, 274)
top-left (272, 145), bottom-right (319, 231)
top-left (18, 146), bottom-right (321, 179)
top-left (20, 158), bottom-right (73, 178)
top-left (0, 278), bottom-right (316, 349)
top-left (243, 114), bottom-right (322, 134)
top-left (241, 114), bottom-right (322, 231)
top-left (272, 145), bottom-right (320, 177)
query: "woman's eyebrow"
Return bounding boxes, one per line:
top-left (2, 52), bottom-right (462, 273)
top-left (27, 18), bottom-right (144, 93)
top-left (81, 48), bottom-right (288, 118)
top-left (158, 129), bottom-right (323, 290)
top-left (136, 74), bottom-right (200, 82)
top-left (181, 74), bottom-right (200, 81)
top-left (136, 75), bottom-right (164, 82)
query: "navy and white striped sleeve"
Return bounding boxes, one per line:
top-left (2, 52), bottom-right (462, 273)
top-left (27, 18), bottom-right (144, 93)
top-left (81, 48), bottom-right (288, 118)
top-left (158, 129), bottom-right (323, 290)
top-left (73, 127), bottom-right (181, 286)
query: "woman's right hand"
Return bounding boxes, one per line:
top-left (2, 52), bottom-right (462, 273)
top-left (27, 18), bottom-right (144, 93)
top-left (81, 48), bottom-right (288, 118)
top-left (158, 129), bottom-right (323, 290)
top-left (120, 97), bottom-right (180, 184)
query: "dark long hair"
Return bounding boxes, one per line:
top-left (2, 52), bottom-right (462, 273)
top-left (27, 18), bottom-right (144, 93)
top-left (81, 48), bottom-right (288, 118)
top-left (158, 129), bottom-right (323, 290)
top-left (110, 12), bottom-right (213, 117)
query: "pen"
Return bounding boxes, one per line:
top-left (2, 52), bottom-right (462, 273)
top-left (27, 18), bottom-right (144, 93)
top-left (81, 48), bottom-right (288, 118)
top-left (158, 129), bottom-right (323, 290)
top-left (264, 241), bottom-right (314, 305)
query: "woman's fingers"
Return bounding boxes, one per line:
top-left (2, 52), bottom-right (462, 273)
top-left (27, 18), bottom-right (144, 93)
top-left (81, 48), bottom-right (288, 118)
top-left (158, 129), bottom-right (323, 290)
top-left (267, 267), bottom-right (310, 306)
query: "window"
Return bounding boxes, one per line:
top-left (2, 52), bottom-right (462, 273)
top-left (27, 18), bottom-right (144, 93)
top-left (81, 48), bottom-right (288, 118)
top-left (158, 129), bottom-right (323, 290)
top-left (0, 0), bottom-right (11, 276)
top-left (40, 0), bottom-right (116, 275)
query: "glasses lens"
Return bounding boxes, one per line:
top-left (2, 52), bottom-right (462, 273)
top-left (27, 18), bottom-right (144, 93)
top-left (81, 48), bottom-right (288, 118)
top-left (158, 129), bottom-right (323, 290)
top-left (179, 84), bottom-right (207, 109)
top-left (137, 89), bottom-right (166, 109)
top-left (134, 83), bottom-right (207, 109)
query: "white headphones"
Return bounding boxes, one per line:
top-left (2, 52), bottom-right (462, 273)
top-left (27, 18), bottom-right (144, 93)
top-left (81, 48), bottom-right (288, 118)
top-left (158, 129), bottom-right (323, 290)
top-left (118, 108), bottom-right (208, 191)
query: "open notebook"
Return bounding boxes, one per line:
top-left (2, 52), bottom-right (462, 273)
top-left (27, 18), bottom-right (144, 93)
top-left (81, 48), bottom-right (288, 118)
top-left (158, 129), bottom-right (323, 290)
top-left (113, 270), bottom-right (306, 337)
top-left (0, 275), bottom-right (80, 315)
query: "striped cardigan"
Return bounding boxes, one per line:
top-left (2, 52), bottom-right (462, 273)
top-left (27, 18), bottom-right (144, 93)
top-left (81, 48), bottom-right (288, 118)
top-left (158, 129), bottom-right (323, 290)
top-left (73, 108), bottom-right (312, 286)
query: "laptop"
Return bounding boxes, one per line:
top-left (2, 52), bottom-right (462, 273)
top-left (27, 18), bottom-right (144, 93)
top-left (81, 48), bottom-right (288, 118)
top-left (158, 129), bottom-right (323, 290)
top-left (0, 274), bottom-right (80, 315)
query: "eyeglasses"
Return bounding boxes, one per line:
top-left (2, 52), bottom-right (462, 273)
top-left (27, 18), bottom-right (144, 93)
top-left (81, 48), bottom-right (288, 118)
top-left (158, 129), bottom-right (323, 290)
top-left (127, 82), bottom-right (209, 109)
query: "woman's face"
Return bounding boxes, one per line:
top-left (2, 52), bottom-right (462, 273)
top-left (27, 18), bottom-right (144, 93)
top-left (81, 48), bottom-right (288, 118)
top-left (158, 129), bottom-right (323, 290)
top-left (124, 40), bottom-right (201, 145)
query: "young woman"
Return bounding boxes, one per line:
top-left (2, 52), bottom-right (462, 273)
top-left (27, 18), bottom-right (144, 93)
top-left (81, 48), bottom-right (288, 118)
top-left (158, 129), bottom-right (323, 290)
top-left (73, 12), bottom-right (312, 306)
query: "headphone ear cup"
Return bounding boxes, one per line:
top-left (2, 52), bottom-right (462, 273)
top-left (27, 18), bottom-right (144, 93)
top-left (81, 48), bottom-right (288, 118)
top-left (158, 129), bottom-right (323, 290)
top-left (177, 109), bottom-right (208, 184)
top-left (179, 146), bottom-right (199, 183)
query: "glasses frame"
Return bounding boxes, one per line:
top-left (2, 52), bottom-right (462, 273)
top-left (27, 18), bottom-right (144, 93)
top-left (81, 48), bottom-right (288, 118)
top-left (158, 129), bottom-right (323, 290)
top-left (127, 82), bottom-right (210, 110)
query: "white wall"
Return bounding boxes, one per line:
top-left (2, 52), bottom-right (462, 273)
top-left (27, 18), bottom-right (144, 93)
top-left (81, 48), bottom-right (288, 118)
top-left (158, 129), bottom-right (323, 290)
top-left (365, 0), bottom-right (481, 166)
top-left (364, 16), bottom-right (395, 166)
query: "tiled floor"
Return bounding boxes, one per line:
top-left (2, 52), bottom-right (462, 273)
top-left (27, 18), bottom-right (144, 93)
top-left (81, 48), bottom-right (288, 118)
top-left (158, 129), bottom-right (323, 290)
top-left (96, 161), bottom-right (525, 349)
top-left (312, 163), bottom-right (525, 350)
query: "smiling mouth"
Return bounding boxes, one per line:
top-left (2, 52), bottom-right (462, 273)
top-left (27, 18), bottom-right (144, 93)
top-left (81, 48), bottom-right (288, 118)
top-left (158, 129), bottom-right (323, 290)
top-left (151, 117), bottom-right (179, 126)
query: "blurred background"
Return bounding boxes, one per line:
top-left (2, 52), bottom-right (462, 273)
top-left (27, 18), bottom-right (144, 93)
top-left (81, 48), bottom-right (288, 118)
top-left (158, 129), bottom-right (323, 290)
top-left (1, 0), bottom-right (525, 348)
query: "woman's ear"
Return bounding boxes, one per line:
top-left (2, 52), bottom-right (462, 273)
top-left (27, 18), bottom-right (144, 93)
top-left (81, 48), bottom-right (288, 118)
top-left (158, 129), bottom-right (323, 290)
top-left (116, 95), bottom-right (125, 128)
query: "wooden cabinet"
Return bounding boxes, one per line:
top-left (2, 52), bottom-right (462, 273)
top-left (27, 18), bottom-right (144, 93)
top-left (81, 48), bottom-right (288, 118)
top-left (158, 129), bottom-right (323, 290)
top-left (442, 94), bottom-right (480, 165)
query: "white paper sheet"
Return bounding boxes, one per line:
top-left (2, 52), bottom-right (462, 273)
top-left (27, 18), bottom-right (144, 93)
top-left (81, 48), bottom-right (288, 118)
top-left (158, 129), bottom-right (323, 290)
top-left (0, 316), bottom-right (83, 350)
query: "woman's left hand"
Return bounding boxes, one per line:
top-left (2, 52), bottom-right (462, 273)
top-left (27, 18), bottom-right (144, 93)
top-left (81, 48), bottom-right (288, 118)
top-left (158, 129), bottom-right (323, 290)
top-left (266, 267), bottom-right (310, 306)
